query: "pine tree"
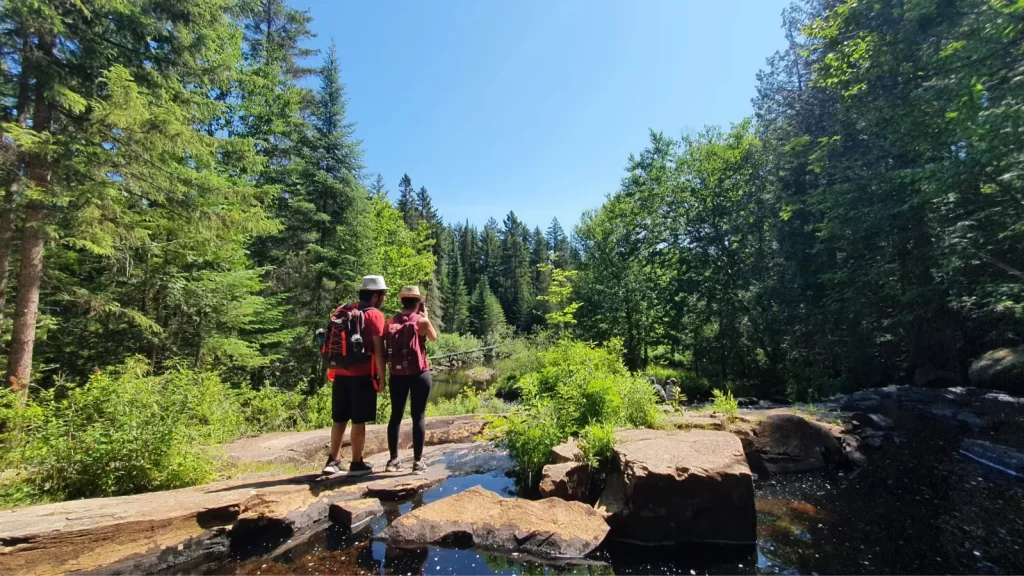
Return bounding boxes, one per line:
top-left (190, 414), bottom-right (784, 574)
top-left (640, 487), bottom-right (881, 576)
top-left (442, 235), bottom-right (470, 334)
top-left (459, 221), bottom-right (481, 290)
top-left (528, 226), bottom-right (552, 330)
top-left (546, 218), bottom-right (572, 268)
top-left (416, 185), bottom-right (445, 260)
top-left (241, 0), bottom-right (317, 79)
top-left (370, 173), bottom-right (388, 198)
top-left (497, 211), bottom-right (533, 330)
top-left (469, 279), bottom-right (506, 344)
top-left (426, 275), bottom-right (445, 332)
top-left (397, 174), bottom-right (419, 230)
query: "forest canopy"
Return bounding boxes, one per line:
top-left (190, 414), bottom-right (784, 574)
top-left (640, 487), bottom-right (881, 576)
top-left (0, 0), bottom-right (1021, 404)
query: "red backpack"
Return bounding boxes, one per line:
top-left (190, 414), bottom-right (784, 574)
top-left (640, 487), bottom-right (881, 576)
top-left (321, 303), bottom-right (374, 369)
top-left (386, 312), bottom-right (429, 375)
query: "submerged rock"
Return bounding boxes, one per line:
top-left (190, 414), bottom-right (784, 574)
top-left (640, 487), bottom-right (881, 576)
top-left (600, 429), bottom-right (756, 545)
top-left (748, 414), bottom-right (845, 474)
top-left (380, 486), bottom-right (609, 558)
top-left (329, 498), bottom-right (383, 532)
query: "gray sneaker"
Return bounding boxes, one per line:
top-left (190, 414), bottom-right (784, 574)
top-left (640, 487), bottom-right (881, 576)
top-left (384, 459), bottom-right (405, 473)
top-left (412, 460), bottom-right (427, 475)
top-left (322, 458), bottom-right (343, 475)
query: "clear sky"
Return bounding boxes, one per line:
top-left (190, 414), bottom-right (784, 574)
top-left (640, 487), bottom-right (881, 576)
top-left (294, 0), bottom-right (793, 231)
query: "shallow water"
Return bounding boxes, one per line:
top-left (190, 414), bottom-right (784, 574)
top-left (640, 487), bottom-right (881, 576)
top-left (428, 367), bottom-right (495, 404)
top-left (192, 411), bottom-right (1024, 576)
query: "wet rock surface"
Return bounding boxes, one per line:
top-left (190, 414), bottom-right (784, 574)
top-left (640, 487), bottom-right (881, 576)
top-left (600, 429), bottom-right (756, 545)
top-left (0, 443), bottom-right (501, 575)
top-left (328, 499), bottom-right (384, 532)
top-left (380, 486), bottom-right (610, 558)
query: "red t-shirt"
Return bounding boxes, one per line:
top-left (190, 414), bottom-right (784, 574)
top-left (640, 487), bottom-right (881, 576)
top-left (327, 304), bottom-right (385, 379)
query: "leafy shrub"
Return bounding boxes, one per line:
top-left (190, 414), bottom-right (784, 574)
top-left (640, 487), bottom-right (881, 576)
top-left (495, 339), bottom-right (660, 485)
top-left (1, 359), bottom-right (226, 501)
top-left (426, 387), bottom-right (507, 417)
top-left (579, 422), bottom-right (616, 468)
top-left (239, 384), bottom-right (305, 433)
top-left (711, 388), bottom-right (739, 418)
top-left (428, 332), bottom-right (485, 363)
top-left (493, 335), bottom-right (551, 400)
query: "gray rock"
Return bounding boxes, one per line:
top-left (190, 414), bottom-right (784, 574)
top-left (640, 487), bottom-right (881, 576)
top-left (749, 414), bottom-right (846, 473)
top-left (328, 498), bottom-right (383, 532)
top-left (736, 397), bottom-right (759, 407)
top-left (955, 411), bottom-right (988, 432)
top-left (599, 429), bottom-right (756, 545)
top-left (841, 391), bottom-right (883, 413)
top-left (380, 486), bottom-right (610, 558)
top-left (851, 412), bottom-right (894, 431)
top-left (960, 440), bottom-right (1024, 478)
top-left (969, 346), bottom-right (1024, 395)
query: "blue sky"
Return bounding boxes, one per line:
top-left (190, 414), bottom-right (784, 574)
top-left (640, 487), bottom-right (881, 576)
top-left (294, 0), bottom-right (793, 231)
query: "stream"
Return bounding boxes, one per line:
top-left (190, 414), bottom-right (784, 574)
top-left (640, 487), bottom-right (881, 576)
top-left (188, 408), bottom-right (1024, 575)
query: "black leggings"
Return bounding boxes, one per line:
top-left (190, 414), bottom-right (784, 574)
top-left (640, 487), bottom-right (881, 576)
top-left (388, 371), bottom-right (432, 460)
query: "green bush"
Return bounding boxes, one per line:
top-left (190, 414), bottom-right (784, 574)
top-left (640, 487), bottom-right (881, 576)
top-left (0, 359), bottom-right (227, 502)
top-left (495, 339), bottom-right (659, 485)
top-left (711, 388), bottom-right (739, 418)
top-left (428, 332), bottom-right (485, 363)
top-left (426, 386), bottom-right (507, 417)
top-left (493, 335), bottom-right (551, 400)
top-left (579, 422), bottom-right (616, 468)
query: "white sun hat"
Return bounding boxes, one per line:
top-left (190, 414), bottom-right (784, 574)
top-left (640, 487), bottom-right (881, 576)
top-left (360, 275), bottom-right (388, 291)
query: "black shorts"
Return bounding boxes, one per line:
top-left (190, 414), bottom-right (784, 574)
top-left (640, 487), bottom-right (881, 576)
top-left (332, 375), bottom-right (378, 425)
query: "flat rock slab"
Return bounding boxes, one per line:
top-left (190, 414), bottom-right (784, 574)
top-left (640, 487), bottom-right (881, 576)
top-left (601, 429), bottom-right (756, 545)
top-left (222, 415), bottom-right (488, 465)
top-left (960, 440), bottom-right (1024, 479)
top-left (329, 499), bottom-right (384, 532)
top-left (365, 474), bottom-right (446, 501)
top-left (0, 443), bottom-right (501, 575)
top-left (381, 486), bottom-right (609, 558)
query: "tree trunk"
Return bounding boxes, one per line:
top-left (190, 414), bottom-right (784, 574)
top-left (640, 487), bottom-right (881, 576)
top-left (0, 32), bottom-right (33, 330)
top-left (6, 37), bottom-right (54, 392)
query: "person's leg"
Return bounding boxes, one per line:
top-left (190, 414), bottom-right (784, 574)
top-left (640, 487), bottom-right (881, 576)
top-left (329, 421), bottom-right (348, 461)
top-left (350, 375), bottom-right (378, 466)
top-left (409, 371), bottom-right (432, 462)
top-left (388, 376), bottom-right (411, 460)
top-left (326, 376), bottom-right (351, 471)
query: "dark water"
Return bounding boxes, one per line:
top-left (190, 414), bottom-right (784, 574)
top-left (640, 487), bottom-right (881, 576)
top-left (428, 367), bottom-right (496, 404)
top-left (195, 411), bottom-right (1024, 575)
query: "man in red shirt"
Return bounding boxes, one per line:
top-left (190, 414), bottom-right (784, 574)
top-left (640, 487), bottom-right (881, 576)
top-left (323, 275), bottom-right (388, 476)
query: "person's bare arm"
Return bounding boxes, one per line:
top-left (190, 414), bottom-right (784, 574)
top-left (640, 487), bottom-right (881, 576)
top-left (418, 317), bottom-right (438, 341)
top-left (372, 334), bottom-right (387, 385)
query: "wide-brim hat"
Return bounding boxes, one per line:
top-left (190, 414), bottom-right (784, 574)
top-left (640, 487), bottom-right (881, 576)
top-left (398, 285), bottom-right (424, 300)
top-left (360, 275), bottom-right (388, 291)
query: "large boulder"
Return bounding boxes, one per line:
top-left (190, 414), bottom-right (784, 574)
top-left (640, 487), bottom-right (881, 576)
top-left (970, 347), bottom-right (1024, 394)
top-left (379, 486), bottom-right (609, 558)
top-left (841, 391), bottom-right (884, 413)
top-left (960, 439), bottom-right (1024, 479)
top-left (329, 498), bottom-right (383, 532)
top-left (598, 429), bottom-right (756, 545)
top-left (747, 414), bottom-right (845, 474)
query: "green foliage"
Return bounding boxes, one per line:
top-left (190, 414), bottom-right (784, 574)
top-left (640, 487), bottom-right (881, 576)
top-left (425, 387), bottom-right (506, 418)
top-left (537, 263), bottom-right (581, 335)
top-left (495, 340), bottom-right (659, 485)
top-left (711, 388), bottom-right (739, 419)
top-left (643, 364), bottom-right (709, 400)
top-left (428, 332), bottom-right (485, 363)
top-left (469, 278), bottom-right (509, 345)
top-left (579, 423), bottom-right (616, 469)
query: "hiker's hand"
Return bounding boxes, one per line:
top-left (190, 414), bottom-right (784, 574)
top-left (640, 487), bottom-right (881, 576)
top-left (421, 304), bottom-right (429, 319)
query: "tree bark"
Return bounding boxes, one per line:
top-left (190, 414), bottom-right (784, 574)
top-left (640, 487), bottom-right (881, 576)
top-left (6, 37), bottom-right (54, 392)
top-left (0, 32), bottom-right (33, 329)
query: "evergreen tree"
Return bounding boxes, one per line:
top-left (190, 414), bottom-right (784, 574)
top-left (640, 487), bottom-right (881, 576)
top-left (469, 279), bottom-right (506, 344)
top-left (497, 211), bottom-right (533, 330)
top-left (459, 221), bottom-right (481, 290)
top-left (397, 174), bottom-right (419, 230)
top-left (546, 218), bottom-right (572, 269)
top-left (480, 218), bottom-right (501, 295)
top-left (442, 235), bottom-right (470, 334)
top-left (416, 185), bottom-right (445, 260)
top-left (528, 226), bottom-right (552, 329)
top-left (240, 0), bottom-right (317, 79)
top-left (370, 173), bottom-right (388, 198)
top-left (426, 275), bottom-right (445, 332)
